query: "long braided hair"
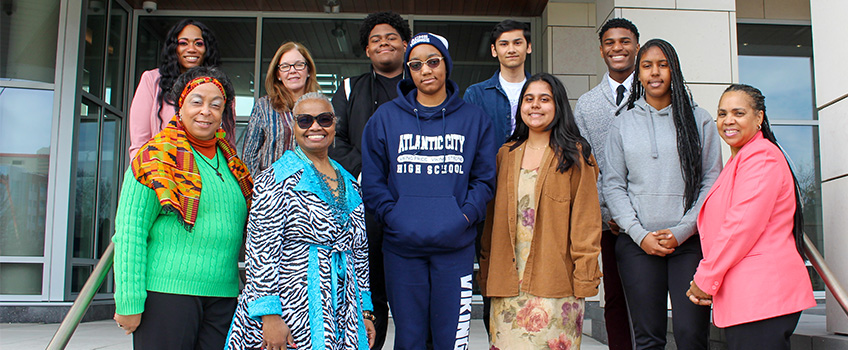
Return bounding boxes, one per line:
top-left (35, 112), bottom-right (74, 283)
top-left (507, 73), bottom-right (593, 173)
top-left (156, 20), bottom-right (224, 130)
top-left (723, 84), bottom-right (807, 259)
top-left (620, 38), bottom-right (702, 211)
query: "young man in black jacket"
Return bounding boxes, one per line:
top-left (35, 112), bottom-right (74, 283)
top-left (329, 11), bottom-right (411, 350)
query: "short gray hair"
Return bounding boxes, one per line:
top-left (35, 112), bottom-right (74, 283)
top-left (292, 92), bottom-right (334, 115)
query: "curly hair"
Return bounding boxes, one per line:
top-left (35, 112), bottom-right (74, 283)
top-left (599, 18), bottom-right (639, 43)
top-left (168, 66), bottom-right (235, 138)
top-left (156, 19), bottom-right (221, 128)
top-left (358, 11), bottom-right (411, 50)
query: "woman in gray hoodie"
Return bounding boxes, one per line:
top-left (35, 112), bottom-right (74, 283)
top-left (602, 38), bottom-right (722, 350)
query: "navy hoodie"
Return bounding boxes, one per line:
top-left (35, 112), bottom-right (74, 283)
top-left (361, 78), bottom-right (497, 257)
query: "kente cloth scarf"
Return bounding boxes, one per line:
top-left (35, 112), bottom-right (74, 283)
top-left (131, 115), bottom-right (253, 230)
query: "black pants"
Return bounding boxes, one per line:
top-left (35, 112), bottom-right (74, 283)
top-left (616, 235), bottom-right (710, 350)
top-left (725, 312), bottom-right (801, 350)
top-left (601, 230), bottom-right (633, 350)
top-left (366, 212), bottom-right (389, 350)
top-left (133, 291), bottom-right (236, 350)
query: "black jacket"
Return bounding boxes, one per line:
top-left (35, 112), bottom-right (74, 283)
top-left (329, 68), bottom-right (404, 177)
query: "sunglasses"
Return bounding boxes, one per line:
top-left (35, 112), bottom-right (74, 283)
top-left (295, 112), bottom-right (335, 129)
top-left (406, 57), bottom-right (444, 71)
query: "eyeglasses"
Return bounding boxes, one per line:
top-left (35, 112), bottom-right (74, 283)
top-left (277, 61), bottom-right (307, 72)
top-left (295, 112), bottom-right (335, 129)
top-left (406, 57), bottom-right (444, 72)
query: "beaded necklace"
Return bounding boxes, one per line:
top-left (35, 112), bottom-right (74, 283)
top-left (295, 147), bottom-right (348, 229)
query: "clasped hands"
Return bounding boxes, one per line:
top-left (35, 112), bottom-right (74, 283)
top-left (686, 280), bottom-right (713, 306)
top-left (639, 228), bottom-right (678, 257)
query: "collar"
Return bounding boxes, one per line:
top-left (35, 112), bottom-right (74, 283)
top-left (481, 70), bottom-right (531, 90)
top-left (607, 72), bottom-right (635, 99)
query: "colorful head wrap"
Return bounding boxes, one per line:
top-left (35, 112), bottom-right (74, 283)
top-left (178, 77), bottom-right (227, 110)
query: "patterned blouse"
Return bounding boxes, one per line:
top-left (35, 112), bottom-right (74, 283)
top-left (241, 95), bottom-right (296, 177)
top-left (226, 150), bottom-right (371, 350)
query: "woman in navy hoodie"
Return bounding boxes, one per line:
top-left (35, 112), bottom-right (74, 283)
top-left (361, 32), bottom-right (497, 349)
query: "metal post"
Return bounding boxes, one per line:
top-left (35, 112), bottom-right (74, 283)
top-left (804, 233), bottom-right (848, 317)
top-left (45, 242), bottom-right (115, 350)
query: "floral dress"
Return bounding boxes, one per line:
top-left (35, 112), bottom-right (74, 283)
top-left (490, 168), bottom-right (585, 350)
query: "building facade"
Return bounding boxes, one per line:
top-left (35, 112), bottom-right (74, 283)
top-left (0, 0), bottom-right (844, 335)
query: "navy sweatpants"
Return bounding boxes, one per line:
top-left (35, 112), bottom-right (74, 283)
top-left (383, 244), bottom-right (474, 350)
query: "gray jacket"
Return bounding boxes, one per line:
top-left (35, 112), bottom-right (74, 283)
top-left (602, 97), bottom-right (722, 245)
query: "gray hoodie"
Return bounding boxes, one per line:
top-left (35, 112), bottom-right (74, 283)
top-left (602, 97), bottom-right (722, 245)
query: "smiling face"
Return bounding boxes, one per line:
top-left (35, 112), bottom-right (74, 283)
top-left (600, 27), bottom-right (638, 81)
top-left (366, 23), bottom-right (407, 72)
top-left (520, 81), bottom-right (556, 133)
top-left (716, 90), bottom-right (764, 156)
top-left (276, 49), bottom-right (309, 96)
top-left (408, 44), bottom-right (447, 100)
top-left (293, 98), bottom-right (336, 156)
top-left (492, 29), bottom-right (531, 70)
top-left (638, 46), bottom-right (672, 109)
top-left (176, 25), bottom-right (206, 72)
top-left (179, 82), bottom-right (224, 141)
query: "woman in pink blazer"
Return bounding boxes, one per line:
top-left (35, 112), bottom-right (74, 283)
top-left (687, 84), bottom-right (815, 350)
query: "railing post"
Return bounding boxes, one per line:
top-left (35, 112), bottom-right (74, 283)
top-left (45, 242), bottom-right (115, 350)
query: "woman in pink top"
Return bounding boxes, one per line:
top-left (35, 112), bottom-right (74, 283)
top-left (687, 84), bottom-right (815, 350)
top-left (128, 19), bottom-right (233, 158)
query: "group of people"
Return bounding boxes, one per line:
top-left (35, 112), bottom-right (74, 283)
top-left (110, 11), bottom-right (816, 350)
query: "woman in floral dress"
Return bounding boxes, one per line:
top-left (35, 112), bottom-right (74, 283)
top-left (480, 73), bottom-right (603, 349)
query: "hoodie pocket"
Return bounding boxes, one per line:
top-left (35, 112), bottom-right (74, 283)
top-left (632, 193), bottom-right (685, 231)
top-left (384, 195), bottom-right (470, 250)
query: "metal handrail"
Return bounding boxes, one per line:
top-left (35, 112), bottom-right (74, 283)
top-left (46, 242), bottom-right (114, 350)
top-left (42, 233), bottom-right (848, 349)
top-left (804, 233), bottom-right (848, 317)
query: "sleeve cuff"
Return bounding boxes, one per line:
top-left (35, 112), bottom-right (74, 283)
top-left (573, 279), bottom-right (600, 299)
top-left (693, 272), bottom-right (720, 296)
top-left (360, 290), bottom-right (373, 312)
top-left (115, 296), bottom-right (146, 316)
top-left (247, 295), bottom-right (282, 321)
top-left (626, 224), bottom-right (650, 246)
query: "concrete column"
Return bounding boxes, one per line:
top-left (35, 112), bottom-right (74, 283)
top-left (811, 0), bottom-right (848, 335)
top-left (541, 2), bottom-right (598, 107)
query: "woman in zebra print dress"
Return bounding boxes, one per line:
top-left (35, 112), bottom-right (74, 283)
top-left (227, 93), bottom-right (375, 350)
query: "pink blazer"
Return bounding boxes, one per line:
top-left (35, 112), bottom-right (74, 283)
top-left (694, 132), bottom-right (814, 327)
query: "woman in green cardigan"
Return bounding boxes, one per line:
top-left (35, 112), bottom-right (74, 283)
top-left (112, 66), bottom-right (253, 350)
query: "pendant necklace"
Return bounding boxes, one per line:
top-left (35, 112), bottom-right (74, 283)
top-left (198, 153), bottom-right (224, 182)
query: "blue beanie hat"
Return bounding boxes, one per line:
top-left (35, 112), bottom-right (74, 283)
top-left (404, 32), bottom-right (453, 78)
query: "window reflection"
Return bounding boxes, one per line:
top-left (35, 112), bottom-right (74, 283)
top-left (738, 56), bottom-right (815, 120)
top-left (0, 0), bottom-right (60, 83)
top-left (73, 99), bottom-right (100, 260)
top-left (0, 87), bottom-right (52, 257)
top-left (0, 264), bottom-right (43, 295)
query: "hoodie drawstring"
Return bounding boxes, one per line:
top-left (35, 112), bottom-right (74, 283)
top-left (647, 107), bottom-right (659, 159)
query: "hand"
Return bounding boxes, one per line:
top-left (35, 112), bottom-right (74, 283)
top-left (607, 220), bottom-right (621, 235)
top-left (655, 229), bottom-right (679, 249)
top-left (640, 232), bottom-right (675, 256)
top-left (686, 280), bottom-right (713, 306)
top-left (114, 313), bottom-right (141, 335)
top-left (364, 319), bottom-right (375, 348)
top-left (261, 315), bottom-right (296, 349)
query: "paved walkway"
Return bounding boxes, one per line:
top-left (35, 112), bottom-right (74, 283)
top-left (2, 318), bottom-right (609, 349)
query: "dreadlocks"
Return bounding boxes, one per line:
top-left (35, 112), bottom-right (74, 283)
top-left (620, 38), bottom-right (702, 212)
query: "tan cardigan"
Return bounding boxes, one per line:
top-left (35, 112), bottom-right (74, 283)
top-left (479, 141), bottom-right (602, 298)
